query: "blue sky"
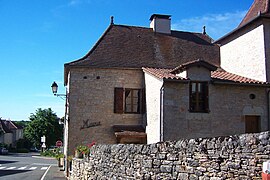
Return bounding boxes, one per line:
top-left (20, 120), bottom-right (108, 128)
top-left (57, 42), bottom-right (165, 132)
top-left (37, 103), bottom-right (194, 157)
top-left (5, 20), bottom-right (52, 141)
top-left (0, 0), bottom-right (253, 121)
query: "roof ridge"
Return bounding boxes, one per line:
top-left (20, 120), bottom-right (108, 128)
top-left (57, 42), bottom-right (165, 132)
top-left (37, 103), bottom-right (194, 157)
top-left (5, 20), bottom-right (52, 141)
top-left (65, 24), bottom-right (114, 66)
top-left (239, 0), bottom-right (270, 27)
top-left (114, 24), bottom-right (208, 35)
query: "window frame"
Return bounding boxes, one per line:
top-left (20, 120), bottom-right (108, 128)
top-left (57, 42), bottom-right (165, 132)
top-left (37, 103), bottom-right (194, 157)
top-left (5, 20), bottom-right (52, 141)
top-left (189, 81), bottom-right (209, 113)
top-left (124, 88), bottom-right (141, 114)
top-left (114, 87), bottom-right (145, 114)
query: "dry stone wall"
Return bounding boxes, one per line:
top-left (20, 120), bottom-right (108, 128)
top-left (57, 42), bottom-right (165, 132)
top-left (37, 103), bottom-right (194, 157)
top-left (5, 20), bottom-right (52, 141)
top-left (70, 131), bottom-right (270, 179)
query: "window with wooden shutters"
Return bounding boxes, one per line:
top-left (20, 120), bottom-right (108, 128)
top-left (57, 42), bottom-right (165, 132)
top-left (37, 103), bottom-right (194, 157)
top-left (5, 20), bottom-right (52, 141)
top-left (114, 88), bottom-right (145, 114)
top-left (189, 82), bottom-right (209, 113)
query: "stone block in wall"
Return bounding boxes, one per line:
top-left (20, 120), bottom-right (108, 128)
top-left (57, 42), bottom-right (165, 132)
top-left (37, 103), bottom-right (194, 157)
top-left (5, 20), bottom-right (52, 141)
top-left (160, 165), bottom-right (172, 173)
top-left (153, 159), bottom-right (161, 167)
top-left (178, 173), bottom-right (188, 179)
top-left (167, 153), bottom-right (177, 161)
top-left (143, 159), bottom-right (152, 168)
top-left (157, 152), bottom-right (166, 160)
top-left (189, 174), bottom-right (199, 180)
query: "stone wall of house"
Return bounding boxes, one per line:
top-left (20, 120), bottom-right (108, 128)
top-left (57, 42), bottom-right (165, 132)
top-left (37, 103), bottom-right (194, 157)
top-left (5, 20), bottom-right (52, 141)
top-left (220, 21), bottom-right (266, 82)
top-left (67, 68), bottom-right (145, 155)
top-left (163, 82), bottom-right (268, 141)
top-left (70, 131), bottom-right (270, 179)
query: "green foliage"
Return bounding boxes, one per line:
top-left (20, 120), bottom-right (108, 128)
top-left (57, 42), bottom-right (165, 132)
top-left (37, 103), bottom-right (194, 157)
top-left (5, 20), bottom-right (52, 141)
top-left (14, 121), bottom-right (30, 128)
top-left (24, 108), bottom-right (63, 148)
top-left (40, 149), bottom-right (56, 157)
top-left (41, 147), bottom-right (63, 159)
top-left (76, 145), bottom-right (90, 155)
top-left (16, 138), bottom-right (32, 149)
top-left (17, 148), bottom-right (29, 153)
top-left (67, 155), bottom-right (73, 161)
top-left (0, 143), bottom-right (8, 148)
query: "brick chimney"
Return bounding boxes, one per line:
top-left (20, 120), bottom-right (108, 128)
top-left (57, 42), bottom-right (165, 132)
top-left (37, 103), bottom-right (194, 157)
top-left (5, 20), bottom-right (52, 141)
top-left (150, 14), bottom-right (171, 34)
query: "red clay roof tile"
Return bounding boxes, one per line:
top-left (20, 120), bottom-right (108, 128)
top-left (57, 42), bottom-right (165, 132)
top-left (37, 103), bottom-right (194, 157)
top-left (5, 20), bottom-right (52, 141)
top-left (143, 66), bottom-right (268, 85)
top-left (143, 67), bottom-right (185, 80)
top-left (65, 24), bottom-right (220, 69)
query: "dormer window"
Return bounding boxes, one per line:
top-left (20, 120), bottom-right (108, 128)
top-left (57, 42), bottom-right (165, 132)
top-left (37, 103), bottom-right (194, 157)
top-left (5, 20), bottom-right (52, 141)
top-left (189, 81), bottom-right (209, 113)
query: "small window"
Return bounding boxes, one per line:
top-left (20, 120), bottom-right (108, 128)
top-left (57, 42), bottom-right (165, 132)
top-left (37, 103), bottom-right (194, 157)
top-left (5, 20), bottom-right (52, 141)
top-left (114, 88), bottom-right (145, 114)
top-left (189, 82), bottom-right (209, 113)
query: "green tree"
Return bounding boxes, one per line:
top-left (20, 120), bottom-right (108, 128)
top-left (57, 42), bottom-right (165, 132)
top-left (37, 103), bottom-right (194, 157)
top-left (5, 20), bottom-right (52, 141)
top-left (15, 120), bottom-right (30, 128)
top-left (24, 108), bottom-right (63, 148)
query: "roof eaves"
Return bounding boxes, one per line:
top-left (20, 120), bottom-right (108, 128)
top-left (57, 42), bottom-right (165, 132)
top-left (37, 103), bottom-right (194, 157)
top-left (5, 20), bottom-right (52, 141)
top-left (163, 78), bottom-right (189, 83)
top-left (212, 78), bottom-right (270, 87)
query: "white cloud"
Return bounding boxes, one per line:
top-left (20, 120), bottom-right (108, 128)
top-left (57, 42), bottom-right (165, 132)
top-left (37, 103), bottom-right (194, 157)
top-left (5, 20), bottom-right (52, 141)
top-left (172, 11), bottom-right (247, 40)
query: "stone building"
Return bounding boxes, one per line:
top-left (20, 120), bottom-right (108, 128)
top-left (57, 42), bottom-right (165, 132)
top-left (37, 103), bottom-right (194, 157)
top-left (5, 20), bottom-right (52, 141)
top-left (143, 60), bottom-right (269, 143)
top-left (0, 119), bottom-right (23, 147)
top-left (64, 14), bottom-right (220, 154)
top-left (216, 0), bottom-right (270, 82)
top-left (63, 0), bottom-right (270, 158)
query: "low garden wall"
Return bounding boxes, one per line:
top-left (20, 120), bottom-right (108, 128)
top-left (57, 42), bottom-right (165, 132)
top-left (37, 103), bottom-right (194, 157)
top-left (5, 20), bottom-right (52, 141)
top-left (70, 131), bottom-right (270, 179)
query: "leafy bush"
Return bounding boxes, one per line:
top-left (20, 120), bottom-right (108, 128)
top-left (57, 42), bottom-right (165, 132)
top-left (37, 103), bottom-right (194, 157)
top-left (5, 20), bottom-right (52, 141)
top-left (76, 145), bottom-right (90, 154)
top-left (40, 147), bottom-right (63, 158)
top-left (16, 138), bottom-right (32, 150)
top-left (17, 148), bottom-right (29, 153)
top-left (40, 149), bottom-right (55, 157)
top-left (0, 143), bottom-right (8, 148)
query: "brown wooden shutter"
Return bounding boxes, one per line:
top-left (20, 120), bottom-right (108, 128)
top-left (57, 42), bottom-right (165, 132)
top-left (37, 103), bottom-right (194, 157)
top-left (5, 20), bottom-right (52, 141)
top-left (141, 88), bottom-right (146, 114)
top-left (114, 88), bottom-right (124, 113)
top-left (204, 83), bottom-right (209, 112)
top-left (189, 82), bottom-right (192, 111)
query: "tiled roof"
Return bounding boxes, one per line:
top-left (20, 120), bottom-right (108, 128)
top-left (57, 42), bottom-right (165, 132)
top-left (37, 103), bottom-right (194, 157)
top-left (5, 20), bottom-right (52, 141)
top-left (143, 67), bottom-right (185, 80)
top-left (0, 120), bottom-right (12, 133)
top-left (239, 0), bottom-right (270, 27)
top-left (0, 120), bottom-right (23, 134)
top-left (65, 24), bottom-right (220, 70)
top-left (211, 70), bottom-right (268, 84)
top-left (143, 67), bottom-right (268, 85)
top-left (171, 59), bottom-right (218, 74)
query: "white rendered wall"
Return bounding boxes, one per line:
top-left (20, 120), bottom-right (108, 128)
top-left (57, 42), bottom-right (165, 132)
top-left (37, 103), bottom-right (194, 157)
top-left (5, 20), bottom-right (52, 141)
top-left (144, 73), bottom-right (163, 144)
top-left (220, 25), bottom-right (266, 81)
top-left (264, 21), bottom-right (270, 81)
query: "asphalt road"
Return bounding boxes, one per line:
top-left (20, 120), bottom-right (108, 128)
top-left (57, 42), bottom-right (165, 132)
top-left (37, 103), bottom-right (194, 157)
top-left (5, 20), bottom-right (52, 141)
top-left (0, 152), bottom-right (58, 180)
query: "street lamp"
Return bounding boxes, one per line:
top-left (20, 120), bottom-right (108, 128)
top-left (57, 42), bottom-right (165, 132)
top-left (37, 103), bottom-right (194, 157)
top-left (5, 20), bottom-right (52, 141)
top-left (51, 81), bottom-right (68, 173)
top-left (51, 81), bottom-right (67, 97)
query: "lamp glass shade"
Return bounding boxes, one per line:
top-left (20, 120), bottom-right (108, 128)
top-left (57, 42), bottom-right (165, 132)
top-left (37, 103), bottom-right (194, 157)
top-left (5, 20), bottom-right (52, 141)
top-left (51, 81), bottom-right (58, 94)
